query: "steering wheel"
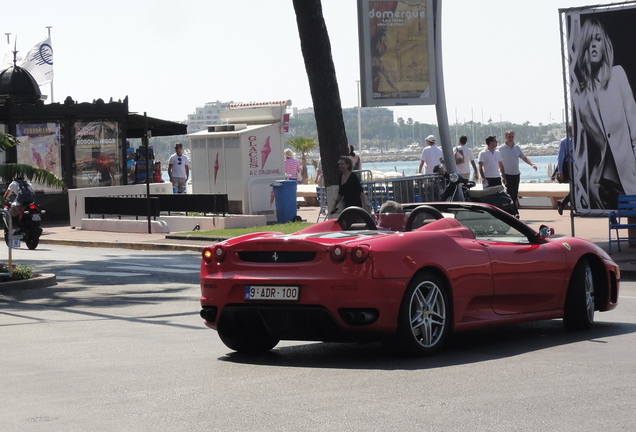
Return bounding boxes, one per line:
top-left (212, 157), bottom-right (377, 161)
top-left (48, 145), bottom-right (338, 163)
top-left (405, 205), bottom-right (444, 231)
top-left (337, 206), bottom-right (377, 231)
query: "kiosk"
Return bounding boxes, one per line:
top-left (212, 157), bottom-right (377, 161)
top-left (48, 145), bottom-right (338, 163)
top-left (188, 101), bottom-right (291, 222)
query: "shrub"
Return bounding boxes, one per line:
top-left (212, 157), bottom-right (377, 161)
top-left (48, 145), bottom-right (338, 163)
top-left (0, 263), bottom-right (34, 282)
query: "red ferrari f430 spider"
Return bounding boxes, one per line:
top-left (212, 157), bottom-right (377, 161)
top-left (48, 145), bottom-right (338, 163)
top-left (200, 203), bottom-right (619, 356)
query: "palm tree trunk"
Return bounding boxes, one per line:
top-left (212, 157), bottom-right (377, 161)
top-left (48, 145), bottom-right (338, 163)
top-left (292, 0), bottom-right (348, 188)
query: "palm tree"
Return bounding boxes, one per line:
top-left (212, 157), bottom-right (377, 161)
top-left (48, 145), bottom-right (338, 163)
top-left (286, 136), bottom-right (317, 184)
top-left (0, 132), bottom-right (67, 204)
top-left (292, 0), bottom-right (349, 187)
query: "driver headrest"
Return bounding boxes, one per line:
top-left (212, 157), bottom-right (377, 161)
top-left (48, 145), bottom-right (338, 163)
top-left (378, 213), bottom-right (407, 231)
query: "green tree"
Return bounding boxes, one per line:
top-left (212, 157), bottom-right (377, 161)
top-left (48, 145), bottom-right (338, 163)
top-left (0, 132), bottom-right (67, 204)
top-left (286, 136), bottom-right (317, 184)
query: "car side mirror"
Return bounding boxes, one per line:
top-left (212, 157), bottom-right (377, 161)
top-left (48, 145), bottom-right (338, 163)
top-left (537, 224), bottom-right (554, 240)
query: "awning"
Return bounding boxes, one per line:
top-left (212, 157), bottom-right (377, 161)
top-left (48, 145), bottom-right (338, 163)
top-left (126, 113), bottom-right (187, 138)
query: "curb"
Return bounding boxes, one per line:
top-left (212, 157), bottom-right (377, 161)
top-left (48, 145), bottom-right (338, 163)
top-left (165, 234), bottom-right (229, 242)
top-left (39, 238), bottom-right (205, 252)
top-left (0, 273), bottom-right (57, 292)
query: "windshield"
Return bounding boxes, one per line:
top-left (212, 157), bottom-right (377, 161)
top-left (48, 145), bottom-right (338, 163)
top-left (452, 208), bottom-right (529, 243)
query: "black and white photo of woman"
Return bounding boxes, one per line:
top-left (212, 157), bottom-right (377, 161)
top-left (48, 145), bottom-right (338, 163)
top-left (571, 17), bottom-right (636, 210)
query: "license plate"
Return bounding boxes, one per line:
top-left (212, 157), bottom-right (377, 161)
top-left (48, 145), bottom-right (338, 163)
top-left (31, 214), bottom-right (41, 221)
top-left (245, 285), bottom-right (299, 301)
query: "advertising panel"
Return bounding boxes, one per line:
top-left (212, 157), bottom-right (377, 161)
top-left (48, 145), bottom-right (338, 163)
top-left (15, 123), bottom-right (62, 190)
top-left (358, 0), bottom-right (436, 107)
top-left (566, 4), bottom-right (636, 211)
top-left (73, 120), bottom-right (122, 188)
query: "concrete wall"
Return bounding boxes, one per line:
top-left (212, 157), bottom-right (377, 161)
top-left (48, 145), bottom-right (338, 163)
top-left (68, 184), bottom-right (172, 228)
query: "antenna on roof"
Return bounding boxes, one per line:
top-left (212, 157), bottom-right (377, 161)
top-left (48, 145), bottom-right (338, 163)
top-left (12, 36), bottom-right (18, 67)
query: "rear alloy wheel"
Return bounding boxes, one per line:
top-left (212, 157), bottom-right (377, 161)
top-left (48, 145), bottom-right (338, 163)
top-left (217, 316), bottom-right (280, 354)
top-left (394, 272), bottom-right (450, 356)
top-left (563, 258), bottom-right (595, 330)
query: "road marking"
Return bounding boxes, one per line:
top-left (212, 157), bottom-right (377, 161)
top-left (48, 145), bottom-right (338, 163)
top-left (62, 269), bottom-right (148, 277)
top-left (109, 265), bottom-right (198, 273)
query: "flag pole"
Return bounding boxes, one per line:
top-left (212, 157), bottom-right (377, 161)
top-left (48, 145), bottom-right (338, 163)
top-left (46, 26), bottom-right (53, 103)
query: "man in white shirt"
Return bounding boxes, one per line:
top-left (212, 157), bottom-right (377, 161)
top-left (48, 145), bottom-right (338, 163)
top-left (499, 130), bottom-right (536, 206)
top-left (417, 135), bottom-right (443, 175)
top-left (168, 142), bottom-right (190, 194)
top-left (478, 135), bottom-right (506, 187)
top-left (455, 135), bottom-right (479, 181)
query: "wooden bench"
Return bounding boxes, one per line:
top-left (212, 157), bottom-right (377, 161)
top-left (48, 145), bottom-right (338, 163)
top-left (516, 184), bottom-right (570, 209)
top-left (608, 194), bottom-right (636, 254)
top-left (296, 185), bottom-right (318, 206)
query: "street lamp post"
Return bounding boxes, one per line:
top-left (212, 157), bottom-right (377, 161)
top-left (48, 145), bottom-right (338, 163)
top-left (46, 26), bottom-right (53, 103)
top-left (356, 80), bottom-right (362, 154)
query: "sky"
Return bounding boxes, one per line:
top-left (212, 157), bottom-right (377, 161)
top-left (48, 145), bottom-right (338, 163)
top-left (2, 0), bottom-right (594, 126)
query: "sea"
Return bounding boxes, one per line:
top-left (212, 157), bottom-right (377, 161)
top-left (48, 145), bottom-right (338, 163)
top-left (160, 154), bottom-right (559, 185)
top-left (306, 154), bottom-right (558, 183)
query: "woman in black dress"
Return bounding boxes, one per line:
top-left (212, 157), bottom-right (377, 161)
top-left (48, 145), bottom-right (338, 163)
top-left (331, 156), bottom-right (368, 213)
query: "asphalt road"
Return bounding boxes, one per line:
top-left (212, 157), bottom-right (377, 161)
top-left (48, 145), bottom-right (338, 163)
top-left (1, 245), bottom-right (635, 431)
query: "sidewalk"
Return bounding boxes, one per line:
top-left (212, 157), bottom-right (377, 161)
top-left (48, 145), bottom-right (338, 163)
top-left (35, 205), bottom-right (636, 276)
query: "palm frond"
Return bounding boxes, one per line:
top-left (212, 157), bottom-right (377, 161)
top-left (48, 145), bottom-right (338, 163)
top-left (0, 132), bottom-right (19, 152)
top-left (0, 164), bottom-right (67, 190)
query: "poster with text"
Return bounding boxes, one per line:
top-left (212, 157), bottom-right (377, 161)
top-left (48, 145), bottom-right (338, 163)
top-left (358, 0), bottom-right (436, 107)
top-left (73, 120), bottom-right (121, 188)
top-left (15, 123), bottom-right (62, 191)
top-left (566, 4), bottom-right (636, 212)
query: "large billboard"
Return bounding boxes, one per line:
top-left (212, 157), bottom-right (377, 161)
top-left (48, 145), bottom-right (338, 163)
top-left (565, 3), bottom-right (636, 211)
top-left (358, 0), bottom-right (436, 107)
top-left (73, 120), bottom-right (122, 188)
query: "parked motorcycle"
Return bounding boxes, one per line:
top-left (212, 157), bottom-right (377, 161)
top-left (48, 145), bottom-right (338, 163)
top-left (2, 201), bottom-right (44, 250)
top-left (441, 172), bottom-right (518, 216)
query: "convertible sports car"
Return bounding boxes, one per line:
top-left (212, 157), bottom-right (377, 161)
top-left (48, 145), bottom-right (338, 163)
top-left (199, 202), bottom-right (619, 356)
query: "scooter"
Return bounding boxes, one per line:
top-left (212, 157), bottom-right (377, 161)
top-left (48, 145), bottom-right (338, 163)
top-left (441, 172), bottom-right (518, 216)
top-left (3, 201), bottom-right (45, 250)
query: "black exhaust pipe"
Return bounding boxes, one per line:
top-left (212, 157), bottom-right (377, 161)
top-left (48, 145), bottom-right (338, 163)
top-left (200, 307), bottom-right (218, 322)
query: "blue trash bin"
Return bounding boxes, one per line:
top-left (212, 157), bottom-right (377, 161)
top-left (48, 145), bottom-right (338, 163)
top-left (271, 180), bottom-right (298, 223)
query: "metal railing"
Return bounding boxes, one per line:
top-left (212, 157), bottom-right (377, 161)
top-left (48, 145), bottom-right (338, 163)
top-left (357, 173), bottom-right (448, 213)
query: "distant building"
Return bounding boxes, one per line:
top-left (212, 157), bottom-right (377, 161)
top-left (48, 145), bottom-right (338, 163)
top-left (187, 101), bottom-right (231, 134)
top-left (292, 107), bottom-right (316, 120)
top-left (291, 106), bottom-right (393, 122)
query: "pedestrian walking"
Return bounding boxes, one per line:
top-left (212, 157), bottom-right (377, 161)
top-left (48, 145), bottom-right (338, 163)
top-left (417, 135), bottom-right (443, 175)
top-left (499, 130), bottom-right (536, 206)
top-left (557, 125), bottom-right (574, 215)
top-left (455, 135), bottom-right (479, 181)
top-left (478, 135), bottom-right (506, 187)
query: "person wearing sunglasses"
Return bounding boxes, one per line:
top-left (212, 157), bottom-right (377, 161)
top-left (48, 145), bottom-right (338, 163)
top-left (168, 142), bottom-right (190, 193)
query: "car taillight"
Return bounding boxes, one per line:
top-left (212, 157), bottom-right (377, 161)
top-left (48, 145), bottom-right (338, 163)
top-left (202, 245), bottom-right (226, 263)
top-left (330, 244), bottom-right (370, 264)
top-left (350, 245), bottom-right (370, 264)
top-left (330, 244), bottom-right (346, 262)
